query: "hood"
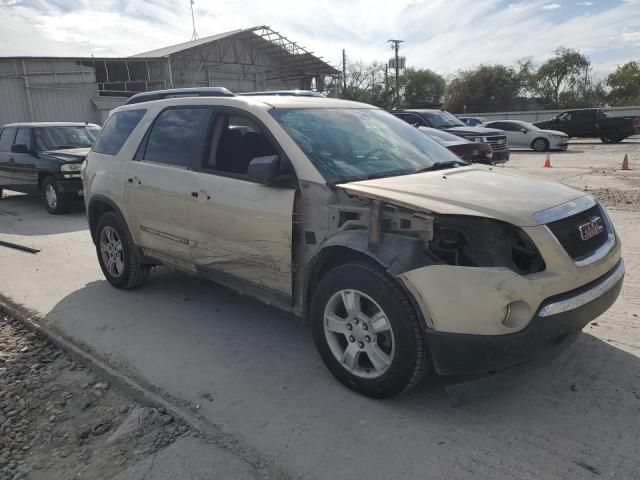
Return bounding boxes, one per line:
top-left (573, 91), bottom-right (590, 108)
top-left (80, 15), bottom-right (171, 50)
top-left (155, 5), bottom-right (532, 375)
top-left (540, 129), bottom-right (568, 137)
top-left (443, 126), bottom-right (505, 137)
top-left (339, 166), bottom-right (586, 227)
top-left (41, 147), bottom-right (90, 163)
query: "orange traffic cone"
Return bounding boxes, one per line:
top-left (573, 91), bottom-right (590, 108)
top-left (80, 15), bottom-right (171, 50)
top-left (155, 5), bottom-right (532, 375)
top-left (544, 153), bottom-right (552, 168)
top-left (621, 153), bottom-right (630, 170)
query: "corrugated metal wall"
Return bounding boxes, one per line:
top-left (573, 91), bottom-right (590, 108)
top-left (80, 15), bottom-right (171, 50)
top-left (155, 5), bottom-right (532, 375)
top-left (0, 58), bottom-right (100, 125)
top-left (464, 106), bottom-right (640, 122)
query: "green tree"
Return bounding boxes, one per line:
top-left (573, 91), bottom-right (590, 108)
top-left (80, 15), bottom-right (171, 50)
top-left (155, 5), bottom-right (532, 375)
top-left (444, 64), bottom-right (524, 113)
top-left (531, 47), bottom-right (590, 107)
top-left (401, 68), bottom-right (445, 107)
top-left (607, 61), bottom-right (640, 106)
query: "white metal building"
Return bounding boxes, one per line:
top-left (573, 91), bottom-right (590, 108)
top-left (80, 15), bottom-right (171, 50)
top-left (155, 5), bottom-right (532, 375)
top-left (0, 26), bottom-right (339, 125)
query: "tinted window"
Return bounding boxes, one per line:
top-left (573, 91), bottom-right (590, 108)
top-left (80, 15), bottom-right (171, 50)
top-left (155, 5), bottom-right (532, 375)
top-left (94, 110), bottom-right (146, 156)
top-left (14, 128), bottom-right (31, 147)
top-left (0, 127), bottom-right (17, 151)
top-left (573, 110), bottom-right (593, 121)
top-left (209, 113), bottom-right (277, 175)
top-left (143, 107), bottom-right (212, 168)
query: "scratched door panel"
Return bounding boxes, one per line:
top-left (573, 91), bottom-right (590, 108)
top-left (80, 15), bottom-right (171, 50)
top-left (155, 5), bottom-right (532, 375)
top-left (189, 173), bottom-right (295, 297)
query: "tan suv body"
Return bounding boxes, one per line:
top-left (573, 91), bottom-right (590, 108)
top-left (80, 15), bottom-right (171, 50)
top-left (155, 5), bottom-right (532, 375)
top-left (83, 89), bottom-right (624, 397)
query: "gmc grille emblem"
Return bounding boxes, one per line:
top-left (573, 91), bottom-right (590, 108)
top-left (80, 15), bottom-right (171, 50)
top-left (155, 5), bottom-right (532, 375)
top-left (578, 216), bottom-right (604, 241)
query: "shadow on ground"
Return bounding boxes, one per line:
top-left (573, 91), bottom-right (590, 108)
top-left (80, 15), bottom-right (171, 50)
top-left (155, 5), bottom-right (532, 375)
top-left (0, 192), bottom-right (86, 236)
top-left (39, 269), bottom-right (640, 479)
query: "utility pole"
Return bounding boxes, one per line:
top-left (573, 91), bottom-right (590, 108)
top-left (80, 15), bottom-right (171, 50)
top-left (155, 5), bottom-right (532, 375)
top-left (342, 49), bottom-right (347, 96)
top-left (190, 0), bottom-right (199, 41)
top-left (387, 39), bottom-right (403, 105)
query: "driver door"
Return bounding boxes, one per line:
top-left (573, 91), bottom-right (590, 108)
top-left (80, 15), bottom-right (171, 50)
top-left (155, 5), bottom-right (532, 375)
top-left (188, 110), bottom-right (296, 301)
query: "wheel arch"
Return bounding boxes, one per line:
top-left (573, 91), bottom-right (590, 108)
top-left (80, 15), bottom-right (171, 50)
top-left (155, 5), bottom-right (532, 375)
top-left (87, 195), bottom-right (129, 245)
top-left (303, 230), bottom-right (433, 328)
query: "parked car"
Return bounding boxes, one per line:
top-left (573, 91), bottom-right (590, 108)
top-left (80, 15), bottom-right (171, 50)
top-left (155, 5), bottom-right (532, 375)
top-left (533, 108), bottom-right (638, 143)
top-left (0, 122), bottom-right (100, 213)
top-left (458, 116), bottom-right (486, 127)
top-left (418, 127), bottom-right (494, 164)
top-left (84, 89), bottom-right (624, 398)
top-left (391, 109), bottom-right (510, 163)
top-left (482, 120), bottom-right (569, 152)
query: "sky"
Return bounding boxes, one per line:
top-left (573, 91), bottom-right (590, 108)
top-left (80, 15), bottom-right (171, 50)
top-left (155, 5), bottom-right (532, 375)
top-left (0, 0), bottom-right (638, 76)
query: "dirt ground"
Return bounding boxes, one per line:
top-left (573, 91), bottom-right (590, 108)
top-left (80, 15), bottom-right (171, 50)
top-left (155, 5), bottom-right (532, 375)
top-left (0, 310), bottom-right (190, 480)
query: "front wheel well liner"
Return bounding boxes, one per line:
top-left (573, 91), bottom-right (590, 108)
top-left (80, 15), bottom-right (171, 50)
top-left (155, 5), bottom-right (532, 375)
top-left (303, 240), bottom-right (431, 331)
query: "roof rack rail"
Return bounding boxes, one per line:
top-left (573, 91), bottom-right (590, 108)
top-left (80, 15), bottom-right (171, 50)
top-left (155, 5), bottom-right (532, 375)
top-left (238, 90), bottom-right (323, 98)
top-left (125, 87), bottom-right (235, 105)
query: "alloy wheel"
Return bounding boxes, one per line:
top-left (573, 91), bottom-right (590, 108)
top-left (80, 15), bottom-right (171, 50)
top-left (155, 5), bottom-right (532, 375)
top-left (323, 289), bottom-right (395, 379)
top-left (99, 226), bottom-right (125, 278)
top-left (45, 184), bottom-right (57, 210)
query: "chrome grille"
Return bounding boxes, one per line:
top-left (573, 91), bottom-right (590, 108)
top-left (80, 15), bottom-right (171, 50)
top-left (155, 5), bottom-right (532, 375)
top-left (486, 135), bottom-right (508, 151)
top-left (546, 204), bottom-right (609, 261)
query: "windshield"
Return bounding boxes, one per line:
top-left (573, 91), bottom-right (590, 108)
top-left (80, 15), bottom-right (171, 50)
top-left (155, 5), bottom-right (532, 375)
top-left (35, 126), bottom-right (101, 151)
top-left (422, 111), bottom-right (466, 128)
top-left (271, 108), bottom-right (461, 183)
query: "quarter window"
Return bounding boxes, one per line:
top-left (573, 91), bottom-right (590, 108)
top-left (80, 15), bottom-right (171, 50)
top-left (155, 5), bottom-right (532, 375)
top-left (143, 107), bottom-right (212, 168)
top-left (94, 109), bottom-right (146, 156)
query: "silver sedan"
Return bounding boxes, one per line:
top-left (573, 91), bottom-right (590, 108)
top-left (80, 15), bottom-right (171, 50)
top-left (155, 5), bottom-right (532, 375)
top-left (482, 120), bottom-right (569, 152)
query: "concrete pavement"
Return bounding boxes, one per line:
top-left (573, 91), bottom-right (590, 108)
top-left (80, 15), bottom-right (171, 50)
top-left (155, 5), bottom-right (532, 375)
top-left (1, 139), bottom-right (639, 479)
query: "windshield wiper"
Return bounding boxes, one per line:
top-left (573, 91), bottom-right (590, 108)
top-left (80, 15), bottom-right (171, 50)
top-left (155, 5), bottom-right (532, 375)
top-left (334, 169), bottom-right (415, 184)
top-left (49, 145), bottom-right (76, 150)
top-left (414, 160), bottom-right (468, 173)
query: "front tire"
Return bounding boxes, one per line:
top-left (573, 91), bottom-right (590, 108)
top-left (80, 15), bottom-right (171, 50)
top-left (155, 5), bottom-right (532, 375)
top-left (42, 176), bottom-right (71, 214)
top-left (311, 261), bottom-right (429, 398)
top-left (531, 137), bottom-right (550, 152)
top-left (96, 212), bottom-right (150, 289)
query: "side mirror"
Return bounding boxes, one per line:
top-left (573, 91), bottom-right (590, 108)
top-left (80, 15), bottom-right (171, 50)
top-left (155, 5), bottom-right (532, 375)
top-left (521, 129), bottom-right (528, 134)
top-left (247, 155), bottom-right (281, 184)
top-left (11, 144), bottom-right (30, 154)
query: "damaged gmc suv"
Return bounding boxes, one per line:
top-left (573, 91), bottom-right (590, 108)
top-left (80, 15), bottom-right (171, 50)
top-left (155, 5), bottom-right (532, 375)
top-left (83, 88), bottom-right (624, 398)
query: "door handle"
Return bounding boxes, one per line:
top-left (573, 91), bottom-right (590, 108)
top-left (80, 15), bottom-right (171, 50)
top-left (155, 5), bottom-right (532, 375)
top-left (9, 158), bottom-right (15, 162)
top-left (191, 191), bottom-right (211, 200)
top-left (127, 176), bottom-right (142, 185)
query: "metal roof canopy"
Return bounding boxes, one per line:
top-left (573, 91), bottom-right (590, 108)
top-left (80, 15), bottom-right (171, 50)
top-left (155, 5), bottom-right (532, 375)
top-left (132, 26), bottom-right (339, 76)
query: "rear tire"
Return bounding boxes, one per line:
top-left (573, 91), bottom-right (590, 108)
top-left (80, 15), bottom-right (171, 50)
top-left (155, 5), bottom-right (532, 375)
top-left (42, 176), bottom-right (71, 214)
top-left (601, 129), bottom-right (622, 144)
top-left (311, 260), bottom-right (429, 398)
top-left (96, 212), bottom-right (150, 289)
top-left (531, 137), bottom-right (550, 152)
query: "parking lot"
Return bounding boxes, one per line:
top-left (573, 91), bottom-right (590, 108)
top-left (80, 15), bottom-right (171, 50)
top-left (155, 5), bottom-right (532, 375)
top-left (1, 138), bottom-right (640, 479)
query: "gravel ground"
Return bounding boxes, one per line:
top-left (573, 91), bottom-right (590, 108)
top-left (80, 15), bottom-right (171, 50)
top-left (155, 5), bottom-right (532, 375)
top-left (0, 310), bottom-right (190, 480)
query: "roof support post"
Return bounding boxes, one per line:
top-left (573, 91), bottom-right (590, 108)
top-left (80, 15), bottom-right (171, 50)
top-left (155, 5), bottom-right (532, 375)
top-left (21, 60), bottom-right (35, 121)
top-left (167, 57), bottom-right (174, 88)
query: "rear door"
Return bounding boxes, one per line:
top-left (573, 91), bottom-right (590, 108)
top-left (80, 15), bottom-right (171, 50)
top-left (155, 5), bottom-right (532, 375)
top-left (125, 106), bottom-right (211, 265)
top-left (11, 127), bottom-right (38, 192)
top-left (188, 109), bottom-right (296, 300)
top-left (0, 127), bottom-right (17, 190)
top-left (572, 110), bottom-right (596, 136)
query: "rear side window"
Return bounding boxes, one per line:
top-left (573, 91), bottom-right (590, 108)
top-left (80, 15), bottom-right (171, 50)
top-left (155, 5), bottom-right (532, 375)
top-left (142, 107), bottom-right (212, 168)
top-left (93, 109), bottom-right (146, 156)
top-left (0, 127), bottom-right (17, 151)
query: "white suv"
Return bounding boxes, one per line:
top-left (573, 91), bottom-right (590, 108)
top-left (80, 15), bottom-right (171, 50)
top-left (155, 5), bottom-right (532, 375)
top-left (83, 88), bottom-right (624, 398)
